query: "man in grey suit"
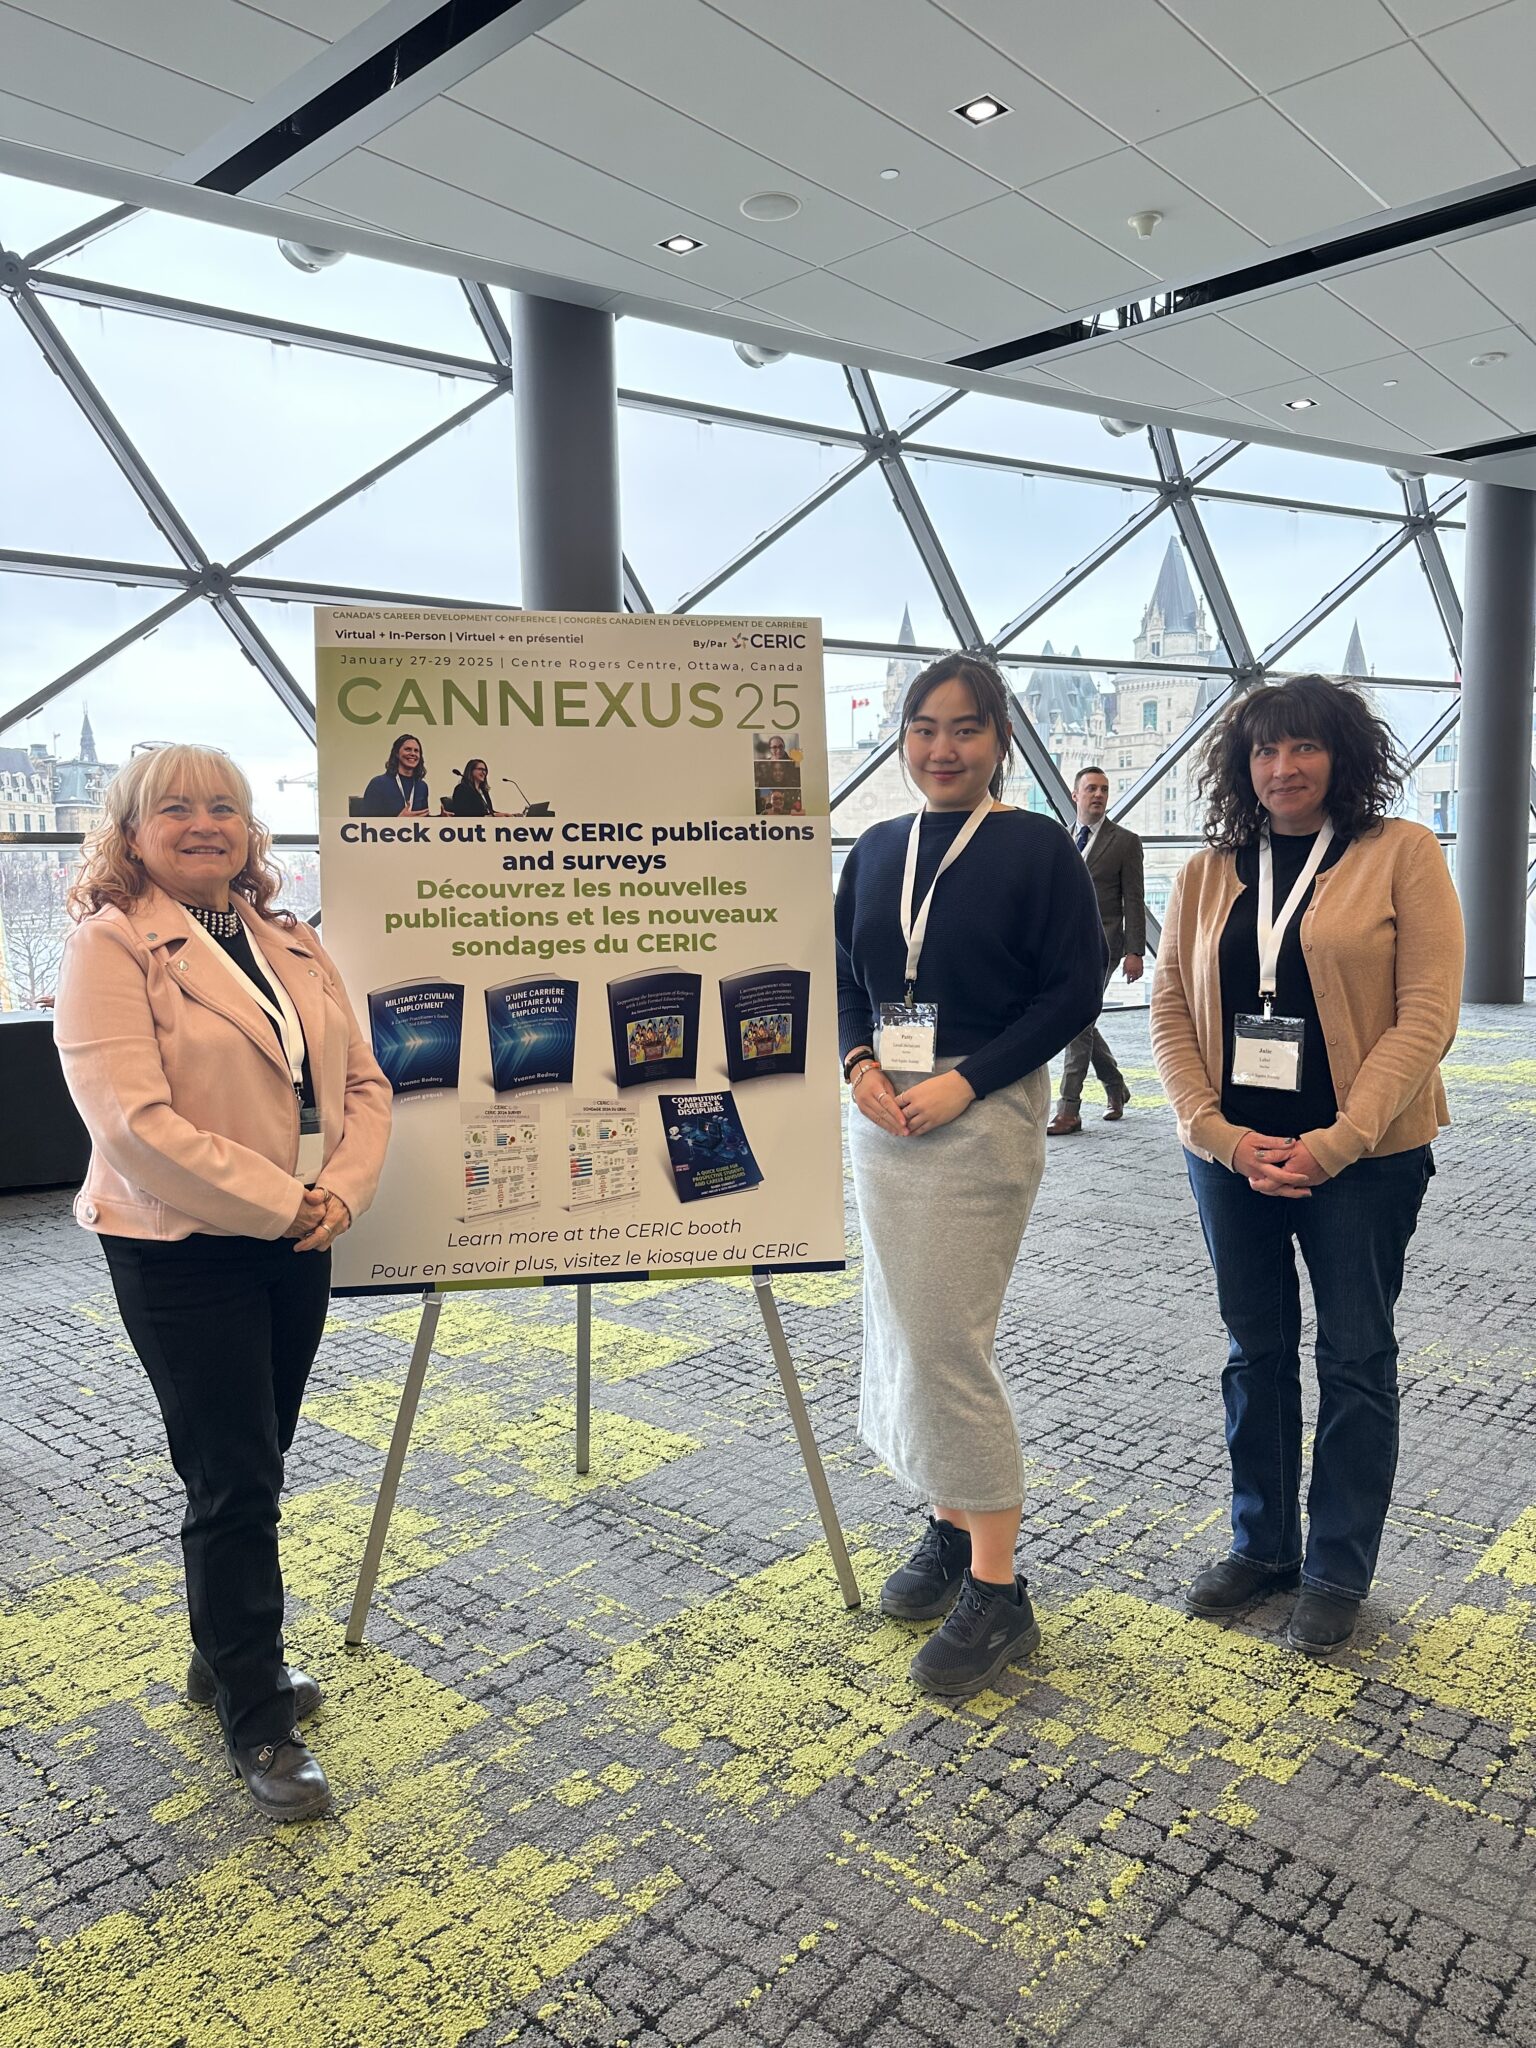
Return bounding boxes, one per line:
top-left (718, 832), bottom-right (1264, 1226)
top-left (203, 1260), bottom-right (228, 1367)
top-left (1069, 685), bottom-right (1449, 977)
top-left (1049, 766), bottom-right (1146, 1135)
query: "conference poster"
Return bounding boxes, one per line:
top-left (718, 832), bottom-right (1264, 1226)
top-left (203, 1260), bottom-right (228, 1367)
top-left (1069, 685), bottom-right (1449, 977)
top-left (314, 607), bottom-right (846, 1295)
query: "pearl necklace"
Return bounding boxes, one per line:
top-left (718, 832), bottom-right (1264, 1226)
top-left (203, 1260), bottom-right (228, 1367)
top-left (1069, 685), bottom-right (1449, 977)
top-left (184, 903), bottom-right (241, 940)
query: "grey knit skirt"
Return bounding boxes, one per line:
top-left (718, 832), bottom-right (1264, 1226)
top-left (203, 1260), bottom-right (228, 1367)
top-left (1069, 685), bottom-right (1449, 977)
top-left (848, 1059), bottom-right (1049, 1511)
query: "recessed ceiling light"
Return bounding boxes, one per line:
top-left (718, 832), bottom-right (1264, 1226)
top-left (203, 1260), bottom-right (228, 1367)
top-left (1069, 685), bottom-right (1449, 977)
top-left (955, 94), bottom-right (1009, 125)
top-left (658, 234), bottom-right (704, 254)
top-left (1382, 378), bottom-right (1399, 388)
top-left (879, 167), bottom-right (901, 181)
top-left (1285, 397), bottom-right (1318, 411)
top-left (740, 191), bottom-right (801, 222)
top-left (1469, 349), bottom-right (1508, 367)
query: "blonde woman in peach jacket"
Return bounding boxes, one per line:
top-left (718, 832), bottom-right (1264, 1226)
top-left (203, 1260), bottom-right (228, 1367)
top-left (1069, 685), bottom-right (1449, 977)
top-left (54, 745), bottom-right (391, 1822)
top-left (1151, 677), bottom-right (1462, 1658)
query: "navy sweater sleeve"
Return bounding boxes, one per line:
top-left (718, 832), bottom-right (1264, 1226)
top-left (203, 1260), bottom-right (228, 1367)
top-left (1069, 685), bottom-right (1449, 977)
top-left (834, 810), bottom-right (1107, 1097)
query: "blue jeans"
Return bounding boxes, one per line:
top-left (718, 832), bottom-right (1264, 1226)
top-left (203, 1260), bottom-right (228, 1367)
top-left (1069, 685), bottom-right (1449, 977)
top-left (1185, 1146), bottom-right (1433, 1600)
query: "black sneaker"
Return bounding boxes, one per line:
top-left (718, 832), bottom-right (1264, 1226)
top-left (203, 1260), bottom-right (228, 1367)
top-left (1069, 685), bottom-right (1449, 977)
top-left (909, 1571), bottom-right (1041, 1697)
top-left (1287, 1588), bottom-right (1361, 1656)
top-left (880, 1517), bottom-right (972, 1621)
top-left (1186, 1556), bottom-right (1301, 1618)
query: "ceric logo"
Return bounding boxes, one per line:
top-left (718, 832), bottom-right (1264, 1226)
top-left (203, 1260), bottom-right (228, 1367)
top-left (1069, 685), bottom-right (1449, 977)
top-left (731, 631), bottom-right (808, 650)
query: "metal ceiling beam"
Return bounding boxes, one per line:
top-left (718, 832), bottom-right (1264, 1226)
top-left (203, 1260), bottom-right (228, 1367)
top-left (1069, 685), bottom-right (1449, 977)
top-left (29, 271), bottom-right (500, 382)
top-left (7, 288), bottom-right (207, 571)
top-left (1193, 482), bottom-right (1410, 524)
top-left (846, 366), bottom-right (982, 648)
top-left (892, 387), bottom-right (965, 437)
top-left (25, 203), bottom-right (138, 271)
top-left (0, 548), bottom-right (193, 591)
top-left (0, 587), bottom-right (202, 734)
top-left (992, 491), bottom-right (1173, 655)
top-left (830, 723), bottom-right (901, 807)
top-left (674, 452), bottom-right (874, 614)
top-left (461, 279), bottom-right (512, 370)
top-left (225, 383), bottom-right (509, 576)
top-left (1259, 520), bottom-right (1424, 668)
top-left (1184, 439), bottom-right (1245, 486)
top-left (1149, 426), bottom-right (1256, 673)
top-left (899, 440), bottom-right (1158, 494)
top-left (622, 557), bottom-right (654, 614)
top-left (1404, 476), bottom-right (1464, 663)
top-left (618, 385), bottom-right (867, 449)
top-left (212, 592), bottom-right (316, 740)
top-left (235, 574), bottom-right (506, 611)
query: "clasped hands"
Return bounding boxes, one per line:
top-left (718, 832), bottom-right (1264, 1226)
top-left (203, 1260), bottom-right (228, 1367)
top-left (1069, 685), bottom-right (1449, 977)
top-left (1232, 1130), bottom-right (1329, 1198)
top-left (852, 1062), bottom-right (975, 1138)
top-left (284, 1183), bottom-right (353, 1251)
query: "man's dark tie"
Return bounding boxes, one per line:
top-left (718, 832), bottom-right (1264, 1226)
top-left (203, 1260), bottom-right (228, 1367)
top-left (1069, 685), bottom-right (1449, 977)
top-left (1075, 825), bottom-right (1091, 851)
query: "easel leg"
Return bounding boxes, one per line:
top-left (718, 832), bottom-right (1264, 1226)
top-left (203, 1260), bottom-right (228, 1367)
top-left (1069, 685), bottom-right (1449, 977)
top-left (753, 1275), bottom-right (862, 1610)
top-left (575, 1282), bottom-right (592, 1475)
top-left (346, 1290), bottom-right (444, 1647)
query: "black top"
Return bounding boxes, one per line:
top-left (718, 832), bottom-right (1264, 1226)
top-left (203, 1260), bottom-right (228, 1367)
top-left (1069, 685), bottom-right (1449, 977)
top-left (359, 772), bottom-right (429, 817)
top-left (448, 782), bottom-right (495, 817)
top-left (1218, 828), bottom-right (1348, 1137)
top-left (835, 808), bottom-right (1106, 1098)
top-left (189, 908), bottom-right (315, 1109)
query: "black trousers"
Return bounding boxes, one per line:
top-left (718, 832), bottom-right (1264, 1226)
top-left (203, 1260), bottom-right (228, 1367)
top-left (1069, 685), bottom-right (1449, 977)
top-left (100, 1231), bottom-right (331, 1749)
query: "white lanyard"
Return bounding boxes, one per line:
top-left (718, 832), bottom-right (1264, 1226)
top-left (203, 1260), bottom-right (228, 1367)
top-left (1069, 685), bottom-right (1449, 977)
top-left (186, 917), bottom-right (308, 1095)
top-left (1257, 822), bottom-right (1334, 1008)
top-left (395, 774), bottom-right (416, 809)
top-left (899, 796), bottom-right (993, 996)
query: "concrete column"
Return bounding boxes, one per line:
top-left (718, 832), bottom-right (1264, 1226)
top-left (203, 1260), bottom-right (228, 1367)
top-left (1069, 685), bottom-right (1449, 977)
top-left (1456, 482), bottom-right (1536, 1003)
top-left (512, 294), bottom-right (621, 612)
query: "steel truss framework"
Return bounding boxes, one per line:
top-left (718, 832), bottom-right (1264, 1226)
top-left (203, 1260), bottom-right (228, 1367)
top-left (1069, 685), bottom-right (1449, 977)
top-left (1, 187), bottom-right (1530, 973)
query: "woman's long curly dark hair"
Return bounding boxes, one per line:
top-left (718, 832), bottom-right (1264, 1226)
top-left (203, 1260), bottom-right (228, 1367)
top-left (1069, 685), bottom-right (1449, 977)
top-left (898, 653), bottom-right (1019, 800)
top-left (1197, 675), bottom-right (1407, 850)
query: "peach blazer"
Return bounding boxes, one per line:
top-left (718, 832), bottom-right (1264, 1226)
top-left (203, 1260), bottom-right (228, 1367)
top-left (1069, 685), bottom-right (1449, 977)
top-left (54, 886), bottom-right (392, 1242)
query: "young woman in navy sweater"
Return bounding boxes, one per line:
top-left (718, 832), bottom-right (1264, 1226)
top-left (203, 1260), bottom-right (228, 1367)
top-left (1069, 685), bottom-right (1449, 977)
top-left (836, 654), bottom-right (1105, 1696)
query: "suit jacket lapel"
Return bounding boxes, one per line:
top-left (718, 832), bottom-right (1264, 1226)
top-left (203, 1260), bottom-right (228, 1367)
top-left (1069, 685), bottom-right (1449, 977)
top-left (1085, 822), bottom-right (1114, 874)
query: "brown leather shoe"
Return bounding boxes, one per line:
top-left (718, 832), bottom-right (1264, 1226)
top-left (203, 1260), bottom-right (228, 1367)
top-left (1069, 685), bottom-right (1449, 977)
top-left (1046, 1110), bottom-right (1083, 1136)
top-left (1103, 1086), bottom-right (1130, 1122)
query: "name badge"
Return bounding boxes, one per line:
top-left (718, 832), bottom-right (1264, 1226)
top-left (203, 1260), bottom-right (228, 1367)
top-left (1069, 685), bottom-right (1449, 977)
top-left (878, 1000), bottom-right (937, 1073)
top-left (1231, 1011), bottom-right (1305, 1093)
top-left (297, 1101), bottom-right (325, 1180)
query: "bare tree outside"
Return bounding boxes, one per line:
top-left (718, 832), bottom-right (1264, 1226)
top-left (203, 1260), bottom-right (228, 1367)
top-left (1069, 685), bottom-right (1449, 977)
top-left (0, 848), bottom-right (73, 1010)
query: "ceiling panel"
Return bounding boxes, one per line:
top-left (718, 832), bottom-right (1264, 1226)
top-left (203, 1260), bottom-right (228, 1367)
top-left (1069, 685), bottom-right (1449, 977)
top-left (0, 89), bottom-right (176, 175)
top-left (939, 0), bottom-right (1251, 143)
top-left (1274, 43), bottom-right (1516, 206)
top-left (1022, 148), bottom-right (1265, 283)
top-left (705, 0), bottom-right (1122, 190)
top-left (369, 97), bottom-right (811, 302)
top-left (1327, 249), bottom-right (1508, 347)
top-left (1443, 217), bottom-right (1536, 329)
top-left (228, 0), bottom-right (381, 30)
top-left (1159, 0), bottom-right (1406, 92)
top-left (1418, 326), bottom-right (1536, 432)
top-left (541, 0), bottom-right (1004, 232)
top-left (1044, 337), bottom-right (1218, 411)
top-left (1385, 0), bottom-right (1507, 28)
top-left (451, 39), bottom-right (901, 270)
top-left (0, 6), bottom-right (243, 152)
top-left (1421, 0), bottom-right (1536, 163)
top-left (742, 267), bottom-right (975, 357)
top-left (1143, 100), bottom-right (1380, 245)
top-left (4, 0), bottom-right (324, 99)
top-left (1326, 350), bottom-right (1516, 446)
top-left (1223, 284), bottom-right (1399, 372)
top-left (934, 192), bottom-right (1155, 318)
top-left (293, 151), bottom-right (724, 310)
top-left (1123, 314), bottom-right (1304, 393)
top-left (833, 234), bottom-right (1059, 346)
top-left (1228, 374), bottom-right (1427, 448)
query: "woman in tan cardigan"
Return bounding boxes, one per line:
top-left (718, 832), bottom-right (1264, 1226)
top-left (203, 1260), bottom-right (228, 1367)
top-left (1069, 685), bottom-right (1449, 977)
top-left (55, 745), bottom-right (391, 1820)
top-left (1151, 677), bottom-right (1462, 1655)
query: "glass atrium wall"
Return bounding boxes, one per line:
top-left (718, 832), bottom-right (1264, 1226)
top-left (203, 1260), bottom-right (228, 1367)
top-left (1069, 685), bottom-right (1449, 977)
top-left (1, 172), bottom-right (1528, 1011)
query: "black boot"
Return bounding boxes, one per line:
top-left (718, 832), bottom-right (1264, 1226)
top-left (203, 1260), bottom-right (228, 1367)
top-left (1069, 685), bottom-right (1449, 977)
top-left (187, 1648), bottom-right (321, 1721)
top-left (228, 1732), bottom-right (332, 1821)
top-left (1187, 1556), bottom-right (1300, 1617)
